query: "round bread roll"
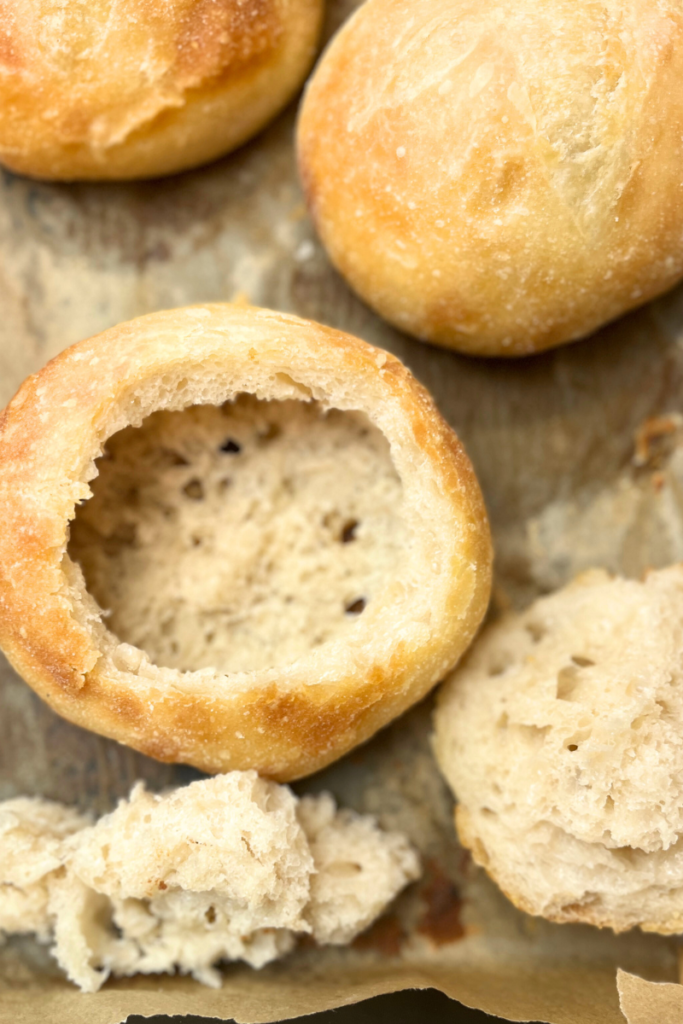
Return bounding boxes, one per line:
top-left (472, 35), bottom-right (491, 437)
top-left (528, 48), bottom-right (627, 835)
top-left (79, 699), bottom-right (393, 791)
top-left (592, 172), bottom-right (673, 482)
top-left (297, 0), bottom-right (683, 357)
top-left (0, 304), bottom-right (491, 781)
top-left (0, 0), bottom-right (323, 181)
top-left (434, 566), bottom-right (683, 933)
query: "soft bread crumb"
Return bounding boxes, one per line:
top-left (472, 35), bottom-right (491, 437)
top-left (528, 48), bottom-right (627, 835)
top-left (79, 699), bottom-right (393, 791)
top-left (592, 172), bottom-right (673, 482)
top-left (298, 793), bottom-right (422, 944)
top-left (0, 798), bottom-right (89, 939)
top-left (0, 773), bottom-right (420, 991)
top-left (68, 396), bottom-right (407, 675)
top-left (434, 565), bottom-right (683, 933)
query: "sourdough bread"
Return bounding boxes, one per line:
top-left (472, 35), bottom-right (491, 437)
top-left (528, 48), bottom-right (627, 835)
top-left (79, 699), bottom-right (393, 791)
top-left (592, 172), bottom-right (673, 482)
top-left (0, 304), bottom-right (492, 780)
top-left (298, 0), bottom-right (683, 356)
top-left (434, 566), bottom-right (683, 933)
top-left (0, 0), bottom-right (323, 180)
top-left (0, 773), bottom-right (420, 991)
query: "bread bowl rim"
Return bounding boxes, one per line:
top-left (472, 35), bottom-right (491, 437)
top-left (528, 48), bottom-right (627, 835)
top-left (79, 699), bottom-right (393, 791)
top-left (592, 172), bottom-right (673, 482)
top-left (0, 303), bottom-right (492, 780)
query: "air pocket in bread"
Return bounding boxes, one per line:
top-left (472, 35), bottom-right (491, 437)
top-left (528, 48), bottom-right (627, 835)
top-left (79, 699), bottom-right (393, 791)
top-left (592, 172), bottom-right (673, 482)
top-left (434, 566), bottom-right (683, 933)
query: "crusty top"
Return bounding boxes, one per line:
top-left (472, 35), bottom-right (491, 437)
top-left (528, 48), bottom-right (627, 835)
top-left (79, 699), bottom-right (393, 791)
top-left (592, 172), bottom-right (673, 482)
top-left (0, 304), bottom-right (492, 780)
top-left (0, 0), bottom-right (322, 179)
top-left (298, 0), bottom-right (683, 355)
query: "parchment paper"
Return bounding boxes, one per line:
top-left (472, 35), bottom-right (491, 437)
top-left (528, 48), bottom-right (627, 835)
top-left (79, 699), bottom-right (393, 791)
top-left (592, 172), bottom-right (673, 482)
top-left (2, 3), bottom-right (683, 1021)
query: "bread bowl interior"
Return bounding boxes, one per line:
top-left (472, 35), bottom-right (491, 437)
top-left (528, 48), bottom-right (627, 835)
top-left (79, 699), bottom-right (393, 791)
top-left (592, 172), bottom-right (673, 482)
top-left (68, 394), bottom-right (409, 676)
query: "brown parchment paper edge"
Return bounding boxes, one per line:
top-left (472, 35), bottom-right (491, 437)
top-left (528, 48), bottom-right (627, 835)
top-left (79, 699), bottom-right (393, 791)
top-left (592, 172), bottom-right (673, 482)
top-left (618, 969), bottom-right (683, 1024)
top-left (0, 958), bottom-right (634, 1024)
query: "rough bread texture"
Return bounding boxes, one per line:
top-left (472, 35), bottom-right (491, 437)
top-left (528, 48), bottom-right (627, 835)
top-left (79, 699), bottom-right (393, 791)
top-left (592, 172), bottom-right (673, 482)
top-left (298, 0), bottom-right (683, 356)
top-left (0, 0), bottom-right (323, 180)
top-left (295, 792), bottom-right (420, 944)
top-left (0, 305), bottom-right (492, 781)
top-left (69, 396), bottom-right (407, 675)
top-left (0, 798), bottom-right (89, 939)
top-left (0, 773), bottom-right (421, 992)
top-left (434, 565), bottom-right (683, 934)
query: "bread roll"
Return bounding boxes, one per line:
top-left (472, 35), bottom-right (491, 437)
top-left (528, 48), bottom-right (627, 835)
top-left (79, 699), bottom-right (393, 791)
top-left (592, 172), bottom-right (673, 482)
top-left (297, 0), bottom-right (683, 357)
top-left (0, 773), bottom-right (420, 991)
top-left (0, 0), bottom-right (323, 181)
top-left (0, 304), bottom-right (491, 780)
top-left (434, 566), bottom-right (683, 933)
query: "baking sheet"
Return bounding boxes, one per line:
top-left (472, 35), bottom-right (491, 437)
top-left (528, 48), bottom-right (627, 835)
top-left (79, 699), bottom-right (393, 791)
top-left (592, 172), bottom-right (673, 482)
top-left (2, 3), bottom-right (683, 1021)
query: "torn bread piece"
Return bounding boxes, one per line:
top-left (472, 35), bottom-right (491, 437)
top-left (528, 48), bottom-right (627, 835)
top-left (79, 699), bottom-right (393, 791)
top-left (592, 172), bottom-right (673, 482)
top-left (434, 565), bottom-right (683, 934)
top-left (0, 772), bottom-right (420, 992)
top-left (0, 304), bottom-right (491, 781)
top-left (0, 798), bottom-right (89, 939)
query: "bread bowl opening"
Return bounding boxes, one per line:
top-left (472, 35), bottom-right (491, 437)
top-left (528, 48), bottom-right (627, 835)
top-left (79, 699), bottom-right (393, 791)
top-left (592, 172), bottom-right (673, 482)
top-left (68, 395), bottom-right (407, 674)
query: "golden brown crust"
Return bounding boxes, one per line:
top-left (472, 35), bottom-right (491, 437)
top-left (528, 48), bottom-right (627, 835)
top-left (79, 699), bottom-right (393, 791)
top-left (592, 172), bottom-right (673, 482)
top-left (0, 0), bottom-right (323, 181)
top-left (297, 0), bottom-right (683, 357)
top-left (0, 304), bottom-right (492, 780)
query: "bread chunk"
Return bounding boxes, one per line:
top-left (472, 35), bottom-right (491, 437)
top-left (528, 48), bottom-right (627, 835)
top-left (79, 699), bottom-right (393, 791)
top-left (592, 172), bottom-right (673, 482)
top-left (0, 772), bottom-right (420, 992)
top-left (297, 793), bottom-right (421, 944)
top-left (0, 798), bottom-right (89, 938)
top-left (434, 566), bottom-right (683, 933)
top-left (0, 304), bottom-right (491, 780)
